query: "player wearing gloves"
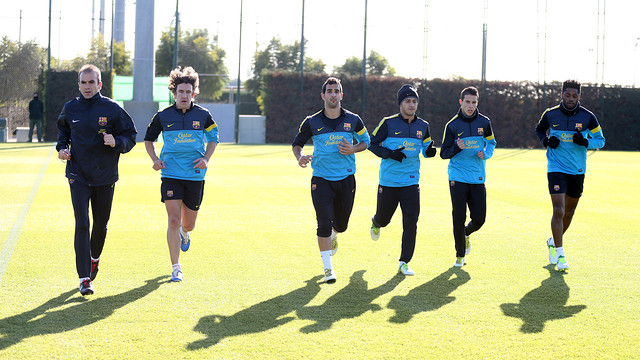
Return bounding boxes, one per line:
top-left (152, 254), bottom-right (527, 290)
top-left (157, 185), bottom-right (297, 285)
top-left (440, 86), bottom-right (496, 267)
top-left (535, 79), bottom-right (605, 271)
top-left (368, 84), bottom-right (436, 276)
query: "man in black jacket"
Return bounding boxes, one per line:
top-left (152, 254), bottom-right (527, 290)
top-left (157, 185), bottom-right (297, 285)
top-left (56, 64), bottom-right (137, 296)
top-left (28, 92), bottom-right (44, 142)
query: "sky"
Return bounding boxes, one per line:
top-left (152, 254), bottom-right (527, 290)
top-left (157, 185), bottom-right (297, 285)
top-left (2, 0), bottom-right (639, 87)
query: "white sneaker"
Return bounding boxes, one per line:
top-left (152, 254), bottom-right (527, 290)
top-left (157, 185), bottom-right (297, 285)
top-left (547, 237), bottom-right (558, 264)
top-left (324, 268), bottom-right (336, 283)
top-left (330, 230), bottom-right (338, 256)
top-left (454, 257), bottom-right (465, 267)
top-left (398, 262), bottom-right (415, 275)
top-left (465, 235), bottom-right (471, 255)
top-left (370, 223), bottom-right (380, 241)
top-left (556, 255), bottom-right (569, 271)
top-left (171, 267), bottom-right (183, 282)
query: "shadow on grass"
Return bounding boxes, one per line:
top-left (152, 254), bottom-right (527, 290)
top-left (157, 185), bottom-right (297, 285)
top-left (0, 276), bottom-right (165, 351)
top-left (296, 270), bottom-right (405, 333)
top-left (500, 265), bottom-right (587, 333)
top-left (387, 267), bottom-right (470, 323)
top-left (187, 275), bottom-right (323, 350)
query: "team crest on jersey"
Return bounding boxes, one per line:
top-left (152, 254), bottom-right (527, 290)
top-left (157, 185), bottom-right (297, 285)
top-left (98, 117), bottom-right (107, 126)
top-left (167, 190), bottom-right (174, 197)
top-left (343, 123), bottom-right (351, 131)
top-left (477, 128), bottom-right (484, 135)
top-left (554, 185), bottom-right (560, 191)
top-left (416, 130), bottom-right (423, 139)
top-left (575, 123), bottom-right (583, 131)
top-left (192, 121), bottom-right (201, 129)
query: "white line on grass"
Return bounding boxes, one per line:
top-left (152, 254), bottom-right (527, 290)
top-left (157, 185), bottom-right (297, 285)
top-left (0, 145), bottom-right (54, 283)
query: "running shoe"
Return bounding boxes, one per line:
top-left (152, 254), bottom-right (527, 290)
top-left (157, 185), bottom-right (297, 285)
top-left (547, 237), bottom-right (558, 264)
top-left (465, 235), bottom-right (471, 255)
top-left (324, 268), bottom-right (337, 284)
top-left (330, 230), bottom-right (338, 256)
top-left (370, 223), bottom-right (381, 241)
top-left (557, 255), bottom-right (569, 271)
top-left (398, 262), bottom-right (415, 275)
top-left (180, 226), bottom-right (191, 252)
top-left (79, 279), bottom-right (94, 296)
top-left (171, 267), bottom-right (183, 282)
top-left (90, 259), bottom-right (100, 281)
top-left (454, 257), bottom-right (465, 267)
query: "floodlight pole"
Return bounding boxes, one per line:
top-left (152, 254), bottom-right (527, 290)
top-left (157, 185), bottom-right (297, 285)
top-left (235, 0), bottom-right (243, 144)
top-left (362, 0), bottom-right (368, 118)
top-left (47, 0), bottom-right (52, 69)
top-left (173, 0), bottom-right (179, 70)
top-left (300, 0), bottom-right (305, 116)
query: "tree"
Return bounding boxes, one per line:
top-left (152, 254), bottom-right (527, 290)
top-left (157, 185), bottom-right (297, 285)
top-left (333, 50), bottom-right (396, 76)
top-left (246, 37), bottom-right (325, 97)
top-left (0, 37), bottom-right (45, 102)
top-left (155, 27), bottom-right (227, 101)
top-left (51, 35), bottom-right (132, 75)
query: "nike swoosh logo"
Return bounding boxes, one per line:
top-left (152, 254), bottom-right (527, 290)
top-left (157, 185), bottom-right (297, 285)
top-left (167, 124), bottom-right (174, 127)
top-left (317, 127), bottom-right (324, 131)
top-left (395, 132), bottom-right (402, 135)
top-left (552, 124), bottom-right (559, 127)
top-left (72, 119), bottom-right (80, 123)
top-left (457, 132), bottom-right (463, 136)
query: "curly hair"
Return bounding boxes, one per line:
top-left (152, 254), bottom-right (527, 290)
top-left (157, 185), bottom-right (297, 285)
top-left (168, 66), bottom-right (199, 95)
top-left (562, 79), bottom-right (581, 94)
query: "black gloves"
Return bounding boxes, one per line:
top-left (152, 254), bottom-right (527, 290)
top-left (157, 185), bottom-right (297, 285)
top-left (424, 142), bottom-right (437, 157)
top-left (573, 132), bottom-right (589, 147)
top-left (543, 136), bottom-right (560, 149)
top-left (388, 147), bottom-right (406, 162)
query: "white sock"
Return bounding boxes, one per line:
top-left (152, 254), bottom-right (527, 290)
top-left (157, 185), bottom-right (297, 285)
top-left (320, 250), bottom-right (332, 269)
top-left (547, 237), bottom-right (555, 247)
top-left (91, 257), bottom-right (99, 262)
top-left (172, 263), bottom-right (181, 271)
top-left (80, 277), bottom-right (90, 282)
top-left (556, 247), bottom-right (565, 257)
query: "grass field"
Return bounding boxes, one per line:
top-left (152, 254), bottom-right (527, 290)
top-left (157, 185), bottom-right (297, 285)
top-left (0, 142), bottom-right (638, 359)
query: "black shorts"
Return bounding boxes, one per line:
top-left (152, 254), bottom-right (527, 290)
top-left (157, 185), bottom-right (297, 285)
top-left (548, 172), bottom-right (584, 198)
top-left (311, 175), bottom-right (356, 237)
top-left (161, 178), bottom-right (205, 211)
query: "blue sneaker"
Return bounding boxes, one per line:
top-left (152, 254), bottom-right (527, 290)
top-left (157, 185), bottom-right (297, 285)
top-left (180, 226), bottom-right (191, 252)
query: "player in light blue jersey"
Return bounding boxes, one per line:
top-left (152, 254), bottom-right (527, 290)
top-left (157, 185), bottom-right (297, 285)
top-left (144, 67), bottom-right (219, 282)
top-left (441, 86), bottom-right (496, 267)
top-left (292, 77), bottom-right (370, 284)
top-left (368, 84), bottom-right (437, 276)
top-left (535, 79), bottom-right (605, 271)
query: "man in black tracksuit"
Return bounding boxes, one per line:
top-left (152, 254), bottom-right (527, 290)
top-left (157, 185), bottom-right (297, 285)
top-left (56, 64), bottom-right (137, 296)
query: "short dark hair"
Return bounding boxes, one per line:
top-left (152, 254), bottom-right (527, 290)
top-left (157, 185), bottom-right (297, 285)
top-left (78, 64), bottom-right (101, 83)
top-left (168, 66), bottom-right (200, 95)
top-left (322, 77), bottom-right (342, 94)
top-left (562, 79), bottom-right (581, 94)
top-left (460, 86), bottom-right (479, 100)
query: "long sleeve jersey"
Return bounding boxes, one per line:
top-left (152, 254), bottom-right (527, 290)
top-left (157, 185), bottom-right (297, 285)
top-left (440, 109), bottom-right (496, 184)
top-left (144, 103), bottom-right (219, 181)
top-left (56, 92), bottom-right (137, 186)
top-left (535, 102), bottom-right (605, 175)
top-left (292, 108), bottom-right (370, 181)
top-left (369, 113), bottom-right (434, 187)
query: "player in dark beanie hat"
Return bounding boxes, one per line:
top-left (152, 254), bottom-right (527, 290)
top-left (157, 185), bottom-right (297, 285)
top-left (397, 84), bottom-right (419, 105)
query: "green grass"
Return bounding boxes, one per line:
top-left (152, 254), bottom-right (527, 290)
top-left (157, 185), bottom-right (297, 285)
top-left (0, 143), bottom-right (638, 359)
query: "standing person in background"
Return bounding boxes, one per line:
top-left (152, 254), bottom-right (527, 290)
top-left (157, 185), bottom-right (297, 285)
top-left (368, 84), bottom-right (437, 276)
top-left (292, 77), bottom-right (370, 284)
top-left (440, 86), bottom-right (496, 268)
top-left (28, 92), bottom-right (44, 142)
top-left (144, 66), bottom-right (219, 282)
top-left (56, 64), bottom-right (137, 296)
top-left (535, 79), bottom-right (605, 271)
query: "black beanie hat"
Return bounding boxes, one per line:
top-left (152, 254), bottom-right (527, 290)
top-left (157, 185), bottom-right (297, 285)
top-left (397, 84), bottom-right (419, 105)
